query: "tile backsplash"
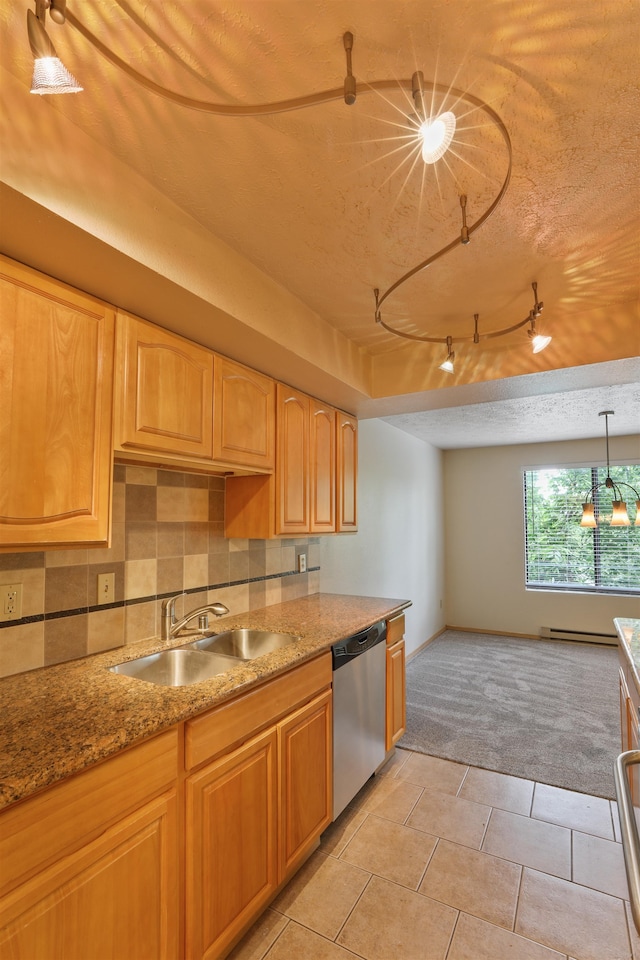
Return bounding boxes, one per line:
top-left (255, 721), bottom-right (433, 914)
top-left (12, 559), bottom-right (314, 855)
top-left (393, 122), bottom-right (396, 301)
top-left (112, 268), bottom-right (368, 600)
top-left (0, 464), bottom-right (319, 678)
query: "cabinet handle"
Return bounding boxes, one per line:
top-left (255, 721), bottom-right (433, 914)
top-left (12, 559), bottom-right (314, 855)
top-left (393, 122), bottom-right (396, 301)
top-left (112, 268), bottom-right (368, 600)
top-left (614, 750), bottom-right (640, 934)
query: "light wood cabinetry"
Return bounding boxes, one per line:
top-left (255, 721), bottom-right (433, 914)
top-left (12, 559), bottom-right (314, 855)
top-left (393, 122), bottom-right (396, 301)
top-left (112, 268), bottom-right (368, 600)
top-left (386, 614), bottom-right (406, 751)
top-left (336, 412), bottom-right (358, 532)
top-left (225, 385), bottom-right (357, 538)
top-left (185, 654), bottom-right (332, 959)
top-left (0, 255), bottom-right (115, 549)
top-left (310, 399), bottom-right (336, 533)
top-left (213, 356), bottom-right (275, 470)
top-left (0, 732), bottom-right (179, 960)
top-left (619, 662), bottom-right (640, 808)
top-left (114, 310), bottom-right (215, 462)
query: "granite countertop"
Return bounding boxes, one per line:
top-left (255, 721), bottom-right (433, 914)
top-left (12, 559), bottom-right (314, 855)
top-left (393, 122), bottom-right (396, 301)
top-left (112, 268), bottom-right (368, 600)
top-left (0, 593), bottom-right (410, 811)
top-left (615, 617), bottom-right (640, 693)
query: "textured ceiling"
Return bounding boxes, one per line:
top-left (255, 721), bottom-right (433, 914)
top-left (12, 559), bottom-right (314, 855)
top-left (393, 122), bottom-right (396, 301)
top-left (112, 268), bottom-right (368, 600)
top-left (1, 1), bottom-right (639, 443)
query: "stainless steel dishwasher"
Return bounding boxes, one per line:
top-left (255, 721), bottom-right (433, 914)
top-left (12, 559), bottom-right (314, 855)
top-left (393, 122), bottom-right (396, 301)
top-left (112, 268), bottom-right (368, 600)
top-left (332, 620), bottom-right (387, 820)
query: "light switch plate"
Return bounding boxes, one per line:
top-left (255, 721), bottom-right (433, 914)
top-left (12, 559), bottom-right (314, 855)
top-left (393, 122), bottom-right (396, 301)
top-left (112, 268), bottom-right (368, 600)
top-left (97, 573), bottom-right (115, 605)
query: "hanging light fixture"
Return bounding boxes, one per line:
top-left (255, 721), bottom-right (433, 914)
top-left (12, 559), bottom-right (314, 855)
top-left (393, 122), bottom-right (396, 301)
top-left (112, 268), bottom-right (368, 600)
top-left (28, 0), bottom-right (82, 94)
top-left (580, 411), bottom-right (640, 527)
top-left (375, 281), bottom-right (551, 373)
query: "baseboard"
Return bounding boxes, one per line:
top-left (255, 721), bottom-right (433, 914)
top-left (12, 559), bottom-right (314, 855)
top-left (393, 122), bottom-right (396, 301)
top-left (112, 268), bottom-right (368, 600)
top-left (406, 626), bottom-right (447, 662)
top-left (445, 625), bottom-right (540, 641)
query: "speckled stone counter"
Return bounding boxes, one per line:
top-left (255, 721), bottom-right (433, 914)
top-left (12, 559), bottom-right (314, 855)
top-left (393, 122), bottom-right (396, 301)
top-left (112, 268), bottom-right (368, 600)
top-left (615, 617), bottom-right (640, 693)
top-left (0, 593), bottom-right (410, 810)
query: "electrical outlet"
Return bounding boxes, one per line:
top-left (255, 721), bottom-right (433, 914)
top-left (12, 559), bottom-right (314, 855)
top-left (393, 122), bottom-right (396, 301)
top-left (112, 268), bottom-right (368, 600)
top-left (97, 573), bottom-right (115, 605)
top-left (297, 553), bottom-right (307, 573)
top-left (0, 583), bottom-right (23, 622)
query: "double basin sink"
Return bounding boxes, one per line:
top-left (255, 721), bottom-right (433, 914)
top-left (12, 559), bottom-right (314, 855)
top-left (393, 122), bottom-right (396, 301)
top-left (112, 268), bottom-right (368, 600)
top-left (109, 629), bottom-right (300, 687)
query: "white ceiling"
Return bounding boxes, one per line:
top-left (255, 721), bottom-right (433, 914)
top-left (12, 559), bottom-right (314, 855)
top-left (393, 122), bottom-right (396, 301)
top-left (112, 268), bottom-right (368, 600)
top-left (1, 1), bottom-right (639, 449)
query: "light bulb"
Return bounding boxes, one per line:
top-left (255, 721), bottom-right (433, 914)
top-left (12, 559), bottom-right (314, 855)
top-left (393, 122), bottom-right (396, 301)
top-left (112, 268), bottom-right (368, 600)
top-left (31, 56), bottom-right (82, 94)
top-left (420, 111), bottom-right (456, 164)
top-left (439, 354), bottom-right (455, 374)
top-left (531, 333), bottom-right (552, 353)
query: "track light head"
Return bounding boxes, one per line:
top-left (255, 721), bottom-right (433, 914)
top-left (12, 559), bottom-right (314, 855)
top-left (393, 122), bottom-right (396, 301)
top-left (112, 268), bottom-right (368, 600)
top-left (27, 4), bottom-right (82, 95)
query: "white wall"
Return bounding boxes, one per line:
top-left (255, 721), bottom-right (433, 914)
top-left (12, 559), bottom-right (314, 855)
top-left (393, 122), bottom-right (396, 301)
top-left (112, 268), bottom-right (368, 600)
top-left (320, 419), bottom-right (445, 656)
top-left (444, 435), bottom-right (640, 637)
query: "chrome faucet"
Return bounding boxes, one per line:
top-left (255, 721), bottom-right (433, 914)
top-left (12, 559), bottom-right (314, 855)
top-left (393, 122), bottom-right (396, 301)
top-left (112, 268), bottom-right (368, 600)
top-left (161, 592), bottom-right (230, 641)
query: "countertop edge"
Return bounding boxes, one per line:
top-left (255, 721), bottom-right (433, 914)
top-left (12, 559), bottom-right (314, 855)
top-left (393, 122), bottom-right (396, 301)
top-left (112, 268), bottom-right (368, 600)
top-left (0, 594), bottom-right (411, 811)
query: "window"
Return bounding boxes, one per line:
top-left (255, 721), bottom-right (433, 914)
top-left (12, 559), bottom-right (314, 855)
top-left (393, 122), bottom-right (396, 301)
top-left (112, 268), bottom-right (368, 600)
top-left (524, 465), bottom-right (640, 595)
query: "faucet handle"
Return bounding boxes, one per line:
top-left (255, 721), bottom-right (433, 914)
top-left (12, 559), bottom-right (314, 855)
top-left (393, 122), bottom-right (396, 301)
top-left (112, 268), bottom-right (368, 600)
top-left (161, 591), bottom-right (186, 624)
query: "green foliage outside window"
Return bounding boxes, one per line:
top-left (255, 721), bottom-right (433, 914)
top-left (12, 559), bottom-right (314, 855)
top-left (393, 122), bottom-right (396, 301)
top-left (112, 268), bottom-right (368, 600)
top-left (524, 465), bottom-right (640, 594)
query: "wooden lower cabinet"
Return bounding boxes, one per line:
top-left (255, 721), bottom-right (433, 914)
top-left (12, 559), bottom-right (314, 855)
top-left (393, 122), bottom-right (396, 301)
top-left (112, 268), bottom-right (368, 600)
top-left (386, 639), bottom-right (406, 751)
top-left (0, 732), bottom-right (179, 960)
top-left (186, 687), bottom-right (332, 959)
top-left (185, 655), bottom-right (332, 959)
top-left (186, 729), bottom-right (279, 960)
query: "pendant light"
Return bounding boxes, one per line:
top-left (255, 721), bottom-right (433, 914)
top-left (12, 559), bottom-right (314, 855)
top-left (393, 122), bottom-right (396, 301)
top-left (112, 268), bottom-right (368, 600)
top-left (580, 411), bottom-right (640, 527)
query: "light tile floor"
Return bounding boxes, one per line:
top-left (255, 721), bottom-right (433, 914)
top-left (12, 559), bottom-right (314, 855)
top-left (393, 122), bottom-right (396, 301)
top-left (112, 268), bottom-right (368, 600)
top-left (229, 748), bottom-right (633, 960)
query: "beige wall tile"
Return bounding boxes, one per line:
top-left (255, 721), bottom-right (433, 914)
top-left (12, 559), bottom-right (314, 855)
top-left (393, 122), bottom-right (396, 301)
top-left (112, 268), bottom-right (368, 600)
top-left (265, 579), bottom-right (282, 607)
top-left (125, 600), bottom-right (157, 644)
top-left (125, 465), bottom-right (157, 485)
top-left (44, 614), bottom-right (88, 665)
top-left (157, 485), bottom-right (185, 522)
top-left (91, 520), bottom-right (125, 564)
top-left (45, 548), bottom-right (89, 568)
top-left (0, 621), bottom-right (44, 677)
top-left (88, 607), bottom-right (125, 653)
top-left (111, 480), bottom-right (126, 524)
top-left (515, 867), bottom-right (630, 960)
top-left (45, 566), bottom-right (88, 614)
top-left (183, 487), bottom-right (209, 523)
top-left (184, 554), bottom-right (208, 589)
top-left (125, 559), bottom-right (157, 600)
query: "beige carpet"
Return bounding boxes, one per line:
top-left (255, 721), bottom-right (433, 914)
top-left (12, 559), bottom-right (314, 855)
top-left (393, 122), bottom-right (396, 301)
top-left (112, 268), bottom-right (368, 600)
top-left (400, 631), bottom-right (620, 799)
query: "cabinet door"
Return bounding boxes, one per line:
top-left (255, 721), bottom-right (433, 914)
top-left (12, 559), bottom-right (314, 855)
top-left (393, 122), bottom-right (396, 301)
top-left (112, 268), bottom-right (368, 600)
top-left (115, 311), bottom-right (214, 460)
top-left (0, 792), bottom-right (179, 960)
top-left (279, 690), bottom-right (333, 879)
top-left (386, 639), bottom-right (406, 751)
top-left (0, 256), bottom-right (115, 548)
top-left (336, 413), bottom-right (358, 532)
top-left (276, 384), bottom-right (310, 534)
top-left (310, 399), bottom-right (336, 533)
top-left (213, 356), bottom-right (275, 469)
top-left (186, 728), bottom-right (278, 960)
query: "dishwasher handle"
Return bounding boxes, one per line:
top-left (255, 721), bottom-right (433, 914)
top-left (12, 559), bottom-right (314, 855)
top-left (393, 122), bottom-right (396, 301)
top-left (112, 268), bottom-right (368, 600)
top-left (614, 750), bottom-right (640, 935)
top-left (332, 621), bottom-right (386, 670)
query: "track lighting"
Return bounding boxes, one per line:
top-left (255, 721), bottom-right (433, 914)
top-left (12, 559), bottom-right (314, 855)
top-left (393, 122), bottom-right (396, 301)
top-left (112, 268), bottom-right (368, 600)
top-left (375, 281), bottom-right (551, 370)
top-left (580, 411), bottom-right (640, 527)
top-left (439, 337), bottom-right (455, 374)
top-left (419, 111), bottom-right (457, 164)
top-left (28, 0), bottom-right (81, 94)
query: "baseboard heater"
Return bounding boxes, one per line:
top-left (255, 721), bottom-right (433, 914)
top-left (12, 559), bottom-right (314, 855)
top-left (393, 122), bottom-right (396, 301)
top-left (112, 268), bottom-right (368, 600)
top-left (540, 626), bottom-right (617, 646)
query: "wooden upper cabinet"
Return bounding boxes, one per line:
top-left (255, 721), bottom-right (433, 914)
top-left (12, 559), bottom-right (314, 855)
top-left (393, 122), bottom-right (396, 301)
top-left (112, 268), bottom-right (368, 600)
top-left (276, 384), bottom-right (310, 535)
top-left (114, 311), bottom-right (214, 461)
top-left (336, 412), bottom-right (358, 532)
top-left (0, 256), bottom-right (115, 549)
top-left (213, 356), bottom-right (275, 470)
top-left (310, 399), bottom-right (336, 533)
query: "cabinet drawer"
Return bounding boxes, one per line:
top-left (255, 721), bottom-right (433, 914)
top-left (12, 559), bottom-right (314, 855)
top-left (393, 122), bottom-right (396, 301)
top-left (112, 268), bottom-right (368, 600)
top-left (386, 613), bottom-right (405, 645)
top-left (186, 653), bottom-right (332, 770)
top-left (0, 730), bottom-right (178, 898)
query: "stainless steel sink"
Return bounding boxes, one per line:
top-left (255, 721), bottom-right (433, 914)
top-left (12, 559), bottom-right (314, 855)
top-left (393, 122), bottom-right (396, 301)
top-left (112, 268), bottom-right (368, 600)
top-left (109, 648), bottom-right (241, 686)
top-left (190, 628), bottom-right (300, 660)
